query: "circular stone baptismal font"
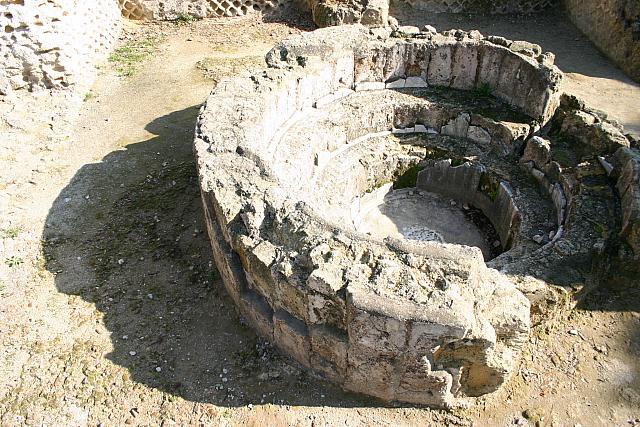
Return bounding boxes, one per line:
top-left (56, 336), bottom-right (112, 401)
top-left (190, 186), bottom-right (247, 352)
top-left (194, 25), bottom-right (640, 407)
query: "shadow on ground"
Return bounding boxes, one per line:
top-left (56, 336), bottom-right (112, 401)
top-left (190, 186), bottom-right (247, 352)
top-left (41, 105), bottom-right (376, 408)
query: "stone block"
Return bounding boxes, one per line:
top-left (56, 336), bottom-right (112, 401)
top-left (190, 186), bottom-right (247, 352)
top-left (510, 40), bottom-right (542, 57)
top-left (344, 352), bottom-right (396, 401)
top-left (307, 291), bottom-right (347, 328)
top-left (236, 238), bottom-right (279, 304)
top-left (405, 76), bottom-right (428, 88)
top-left (467, 125), bottom-right (491, 145)
top-left (385, 78), bottom-right (406, 89)
top-left (239, 289), bottom-right (274, 341)
top-left (274, 310), bottom-right (311, 368)
top-left (521, 136), bottom-right (551, 168)
top-left (470, 114), bottom-right (530, 154)
top-left (427, 43), bottom-right (453, 87)
top-left (477, 45), bottom-right (509, 92)
top-left (450, 42), bottom-right (479, 90)
top-left (360, 0), bottom-right (388, 27)
top-left (346, 302), bottom-right (406, 358)
top-left (310, 325), bottom-right (348, 383)
top-left (441, 113), bottom-right (470, 138)
top-left (200, 191), bottom-right (246, 305)
top-left (275, 273), bottom-right (309, 323)
top-left (354, 81), bottom-right (385, 91)
top-left (396, 362), bottom-right (453, 407)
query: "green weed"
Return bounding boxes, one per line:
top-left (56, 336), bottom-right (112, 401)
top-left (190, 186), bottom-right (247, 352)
top-left (173, 12), bottom-right (199, 25)
top-left (1, 226), bottom-right (20, 239)
top-left (83, 91), bottom-right (95, 102)
top-left (5, 256), bottom-right (24, 267)
top-left (474, 82), bottom-right (492, 97)
top-left (108, 37), bottom-right (161, 77)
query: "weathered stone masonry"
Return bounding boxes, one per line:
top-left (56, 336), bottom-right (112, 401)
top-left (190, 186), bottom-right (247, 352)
top-left (0, 0), bottom-right (121, 94)
top-left (563, 0), bottom-right (640, 83)
top-left (193, 25), bottom-right (568, 407)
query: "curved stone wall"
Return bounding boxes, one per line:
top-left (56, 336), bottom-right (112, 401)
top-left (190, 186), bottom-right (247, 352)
top-left (0, 0), bottom-right (121, 94)
top-left (194, 25), bottom-right (570, 406)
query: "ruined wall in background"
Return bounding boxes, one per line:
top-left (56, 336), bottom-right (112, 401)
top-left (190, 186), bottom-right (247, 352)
top-left (120, 0), bottom-right (296, 19)
top-left (389, 0), bottom-right (557, 14)
top-left (563, 0), bottom-right (640, 83)
top-left (0, 0), bottom-right (121, 94)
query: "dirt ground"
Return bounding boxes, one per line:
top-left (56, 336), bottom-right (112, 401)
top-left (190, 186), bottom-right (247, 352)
top-left (1, 10), bottom-right (639, 427)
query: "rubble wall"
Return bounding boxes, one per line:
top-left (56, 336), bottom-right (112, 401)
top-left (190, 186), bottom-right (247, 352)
top-left (0, 0), bottom-right (121, 94)
top-left (119, 0), bottom-right (298, 19)
top-left (563, 0), bottom-right (640, 83)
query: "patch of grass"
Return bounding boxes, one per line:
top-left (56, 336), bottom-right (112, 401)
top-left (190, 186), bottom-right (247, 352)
top-left (450, 158), bottom-right (466, 167)
top-left (1, 226), bottom-right (20, 239)
top-left (108, 37), bottom-right (161, 77)
top-left (0, 280), bottom-right (6, 296)
top-left (473, 82), bottom-right (492, 98)
top-left (394, 164), bottom-right (423, 189)
top-left (479, 173), bottom-right (499, 201)
top-left (173, 12), bottom-right (199, 25)
top-left (83, 91), bottom-right (95, 102)
top-left (5, 256), bottom-right (24, 267)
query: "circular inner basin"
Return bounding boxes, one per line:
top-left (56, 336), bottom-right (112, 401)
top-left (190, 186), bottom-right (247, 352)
top-left (272, 89), bottom-right (557, 267)
top-left (356, 188), bottom-right (501, 260)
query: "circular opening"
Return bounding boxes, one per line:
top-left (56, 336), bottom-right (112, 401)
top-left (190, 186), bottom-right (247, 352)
top-left (355, 187), bottom-right (504, 260)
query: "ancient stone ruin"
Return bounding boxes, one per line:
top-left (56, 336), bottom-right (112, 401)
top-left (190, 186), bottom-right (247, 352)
top-left (194, 25), bottom-right (640, 407)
